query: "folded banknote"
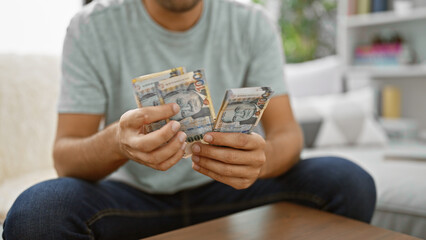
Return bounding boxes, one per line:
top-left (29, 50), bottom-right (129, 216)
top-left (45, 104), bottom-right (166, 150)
top-left (132, 68), bottom-right (273, 158)
top-left (133, 68), bottom-right (215, 157)
top-left (156, 70), bottom-right (216, 143)
top-left (132, 67), bottom-right (186, 133)
top-left (213, 87), bottom-right (273, 133)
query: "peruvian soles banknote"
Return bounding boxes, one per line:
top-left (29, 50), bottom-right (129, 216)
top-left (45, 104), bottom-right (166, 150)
top-left (156, 69), bottom-right (216, 144)
top-left (214, 87), bottom-right (273, 134)
top-left (133, 68), bottom-right (216, 157)
top-left (132, 68), bottom-right (272, 157)
top-left (132, 67), bottom-right (186, 133)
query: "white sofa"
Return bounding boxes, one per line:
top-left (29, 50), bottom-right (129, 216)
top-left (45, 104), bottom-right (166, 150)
top-left (0, 54), bottom-right (425, 238)
top-left (302, 146), bottom-right (426, 238)
top-left (0, 54), bottom-right (59, 223)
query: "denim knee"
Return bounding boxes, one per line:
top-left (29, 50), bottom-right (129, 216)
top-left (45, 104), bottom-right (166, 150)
top-left (307, 156), bottom-right (377, 222)
top-left (3, 177), bottom-right (94, 240)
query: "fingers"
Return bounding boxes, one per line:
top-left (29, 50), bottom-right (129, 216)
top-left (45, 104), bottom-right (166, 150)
top-left (202, 132), bottom-right (264, 150)
top-left (155, 145), bottom-right (186, 171)
top-left (123, 103), bottom-right (180, 129)
top-left (131, 133), bottom-right (187, 170)
top-left (135, 121), bottom-right (183, 152)
top-left (118, 103), bottom-right (187, 172)
top-left (147, 143), bottom-right (186, 171)
top-left (191, 142), bottom-right (264, 165)
top-left (147, 131), bottom-right (187, 164)
top-left (192, 161), bottom-right (253, 190)
top-left (192, 155), bottom-right (257, 178)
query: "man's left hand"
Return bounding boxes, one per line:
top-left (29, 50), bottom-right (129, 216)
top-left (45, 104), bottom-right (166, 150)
top-left (191, 132), bottom-right (266, 190)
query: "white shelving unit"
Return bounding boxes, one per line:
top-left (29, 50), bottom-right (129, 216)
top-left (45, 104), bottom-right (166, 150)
top-left (346, 7), bottom-right (426, 28)
top-left (338, 1), bottom-right (426, 131)
top-left (338, 1), bottom-right (426, 78)
top-left (348, 65), bottom-right (426, 78)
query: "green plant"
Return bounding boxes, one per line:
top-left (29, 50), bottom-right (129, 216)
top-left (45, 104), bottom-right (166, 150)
top-left (279, 0), bottom-right (337, 63)
top-left (252, 0), bottom-right (266, 4)
top-left (252, 0), bottom-right (337, 63)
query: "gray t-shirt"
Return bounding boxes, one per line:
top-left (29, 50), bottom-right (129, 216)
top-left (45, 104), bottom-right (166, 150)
top-left (59, 0), bottom-right (287, 194)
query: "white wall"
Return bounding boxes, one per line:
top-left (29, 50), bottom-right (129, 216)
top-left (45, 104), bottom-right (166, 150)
top-left (0, 0), bottom-right (82, 55)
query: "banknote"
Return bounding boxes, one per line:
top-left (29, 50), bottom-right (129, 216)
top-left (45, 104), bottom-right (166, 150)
top-left (213, 87), bottom-right (273, 133)
top-left (157, 69), bottom-right (216, 143)
top-left (132, 67), bottom-right (186, 133)
top-left (132, 68), bottom-right (272, 158)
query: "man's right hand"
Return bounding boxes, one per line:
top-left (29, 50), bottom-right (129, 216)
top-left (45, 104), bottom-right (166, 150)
top-left (116, 103), bottom-right (187, 171)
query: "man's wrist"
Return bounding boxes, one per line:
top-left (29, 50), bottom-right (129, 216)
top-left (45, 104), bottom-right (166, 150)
top-left (257, 141), bottom-right (274, 179)
top-left (258, 158), bottom-right (274, 179)
top-left (110, 122), bottom-right (128, 162)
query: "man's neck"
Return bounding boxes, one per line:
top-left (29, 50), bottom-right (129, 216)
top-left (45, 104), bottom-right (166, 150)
top-left (142, 0), bottom-right (203, 32)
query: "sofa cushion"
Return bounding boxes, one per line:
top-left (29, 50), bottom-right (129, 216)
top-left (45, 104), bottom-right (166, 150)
top-left (291, 104), bottom-right (323, 148)
top-left (302, 145), bottom-right (426, 238)
top-left (285, 55), bottom-right (342, 98)
top-left (0, 54), bottom-right (59, 184)
top-left (291, 87), bottom-right (388, 148)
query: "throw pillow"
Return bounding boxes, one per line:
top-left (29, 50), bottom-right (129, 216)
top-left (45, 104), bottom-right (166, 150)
top-left (291, 87), bottom-right (388, 148)
top-left (285, 56), bottom-right (342, 98)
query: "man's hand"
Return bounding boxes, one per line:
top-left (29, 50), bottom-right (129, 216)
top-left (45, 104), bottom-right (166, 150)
top-left (191, 132), bottom-right (266, 189)
top-left (116, 103), bottom-right (187, 171)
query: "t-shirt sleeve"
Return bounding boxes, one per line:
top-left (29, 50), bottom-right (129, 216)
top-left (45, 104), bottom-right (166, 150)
top-left (244, 7), bottom-right (287, 96)
top-left (58, 19), bottom-right (107, 114)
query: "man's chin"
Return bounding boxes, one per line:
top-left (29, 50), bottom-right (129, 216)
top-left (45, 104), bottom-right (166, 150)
top-left (155, 0), bottom-right (202, 13)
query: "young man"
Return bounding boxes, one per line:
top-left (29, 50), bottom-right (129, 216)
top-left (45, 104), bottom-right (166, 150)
top-left (3, 0), bottom-right (376, 239)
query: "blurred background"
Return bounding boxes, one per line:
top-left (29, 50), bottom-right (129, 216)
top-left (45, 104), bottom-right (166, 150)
top-left (0, 0), bottom-right (425, 238)
top-left (0, 1), bottom-right (81, 55)
top-left (0, 0), bottom-right (338, 61)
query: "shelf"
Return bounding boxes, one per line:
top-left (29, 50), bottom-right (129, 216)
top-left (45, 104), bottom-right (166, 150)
top-left (346, 7), bottom-right (426, 28)
top-left (348, 65), bottom-right (426, 78)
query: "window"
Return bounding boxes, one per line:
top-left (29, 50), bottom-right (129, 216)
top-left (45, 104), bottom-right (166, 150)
top-left (0, 0), bottom-right (82, 55)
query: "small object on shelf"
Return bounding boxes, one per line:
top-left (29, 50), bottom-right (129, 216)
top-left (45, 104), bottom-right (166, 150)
top-left (354, 43), bottom-right (401, 66)
top-left (348, 0), bottom-right (358, 15)
top-left (393, 0), bottom-right (414, 15)
top-left (372, 0), bottom-right (388, 12)
top-left (382, 85), bottom-right (401, 119)
top-left (398, 43), bottom-right (417, 64)
top-left (353, 31), bottom-right (417, 66)
top-left (357, 0), bottom-right (371, 14)
top-left (380, 118), bottom-right (418, 142)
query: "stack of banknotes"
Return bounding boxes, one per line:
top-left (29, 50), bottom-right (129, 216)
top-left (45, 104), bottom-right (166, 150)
top-left (132, 67), bottom-right (273, 157)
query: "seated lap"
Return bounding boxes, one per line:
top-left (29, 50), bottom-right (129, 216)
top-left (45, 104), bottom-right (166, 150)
top-left (3, 156), bottom-right (375, 240)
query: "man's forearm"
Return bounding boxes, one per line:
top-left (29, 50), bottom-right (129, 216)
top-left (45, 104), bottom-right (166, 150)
top-left (259, 123), bottom-right (304, 178)
top-left (54, 122), bottom-right (127, 181)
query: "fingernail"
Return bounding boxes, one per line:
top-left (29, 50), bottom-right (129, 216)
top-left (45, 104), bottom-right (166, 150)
top-left (178, 132), bottom-right (187, 143)
top-left (181, 142), bottom-right (187, 150)
top-left (193, 163), bottom-right (200, 171)
top-left (192, 155), bottom-right (199, 163)
top-left (171, 121), bottom-right (180, 132)
top-left (172, 103), bottom-right (180, 113)
top-left (204, 134), bottom-right (213, 143)
top-left (192, 144), bottom-right (200, 153)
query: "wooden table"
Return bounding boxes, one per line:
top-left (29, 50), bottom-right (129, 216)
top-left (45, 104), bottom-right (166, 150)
top-left (144, 202), bottom-right (419, 240)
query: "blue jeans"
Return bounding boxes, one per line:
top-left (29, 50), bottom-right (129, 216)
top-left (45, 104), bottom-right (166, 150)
top-left (3, 157), bottom-right (376, 240)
